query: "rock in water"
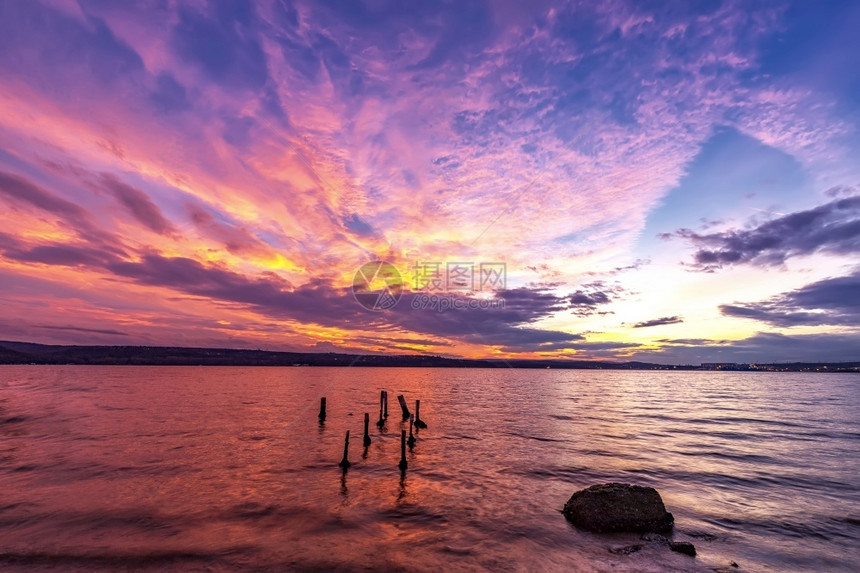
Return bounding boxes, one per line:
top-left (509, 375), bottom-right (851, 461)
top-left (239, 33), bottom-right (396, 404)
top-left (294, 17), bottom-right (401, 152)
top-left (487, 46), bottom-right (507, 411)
top-left (562, 483), bottom-right (674, 533)
top-left (669, 541), bottom-right (696, 556)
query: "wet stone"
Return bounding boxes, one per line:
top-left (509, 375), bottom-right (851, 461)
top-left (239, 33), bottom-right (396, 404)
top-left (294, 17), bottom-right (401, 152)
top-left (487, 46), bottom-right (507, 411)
top-left (563, 483), bottom-right (674, 534)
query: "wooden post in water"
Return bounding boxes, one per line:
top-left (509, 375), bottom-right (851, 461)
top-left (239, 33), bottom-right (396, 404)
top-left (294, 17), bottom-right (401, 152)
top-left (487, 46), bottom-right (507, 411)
top-left (338, 430), bottom-right (351, 469)
top-left (363, 413), bottom-right (372, 447)
top-left (407, 414), bottom-right (416, 448)
top-left (414, 399), bottom-right (427, 429)
top-left (383, 391), bottom-right (389, 419)
top-left (376, 391), bottom-right (385, 428)
top-left (318, 397), bottom-right (327, 423)
top-left (398, 429), bottom-right (408, 471)
top-left (397, 394), bottom-right (411, 420)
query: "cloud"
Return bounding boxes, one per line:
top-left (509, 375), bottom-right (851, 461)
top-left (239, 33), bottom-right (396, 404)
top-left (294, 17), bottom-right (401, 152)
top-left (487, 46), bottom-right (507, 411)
top-left (0, 169), bottom-right (122, 247)
top-left (633, 316), bottom-right (683, 328)
top-left (186, 203), bottom-right (274, 256)
top-left (172, 2), bottom-right (269, 90)
top-left (0, 170), bottom-right (90, 224)
top-left (720, 269), bottom-right (860, 326)
top-left (2, 244), bottom-right (116, 268)
top-left (377, 287), bottom-right (584, 352)
top-left (102, 253), bottom-right (584, 352)
top-left (568, 281), bottom-right (626, 316)
top-left (636, 332), bottom-right (860, 364)
top-left (342, 213), bottom-right (377, 238)
top-left (664, 195), bottom-right (860, 270)
top-left (0, 227), bottom-right (120, 268)
top-left (149, 72), bottom-right (190, 114)
top-left (0, 229), bottom-right (587, 352)
top-left (37, 325), bottom-right (129, 337)
top-left (99, 173), bottom-right (177, 236)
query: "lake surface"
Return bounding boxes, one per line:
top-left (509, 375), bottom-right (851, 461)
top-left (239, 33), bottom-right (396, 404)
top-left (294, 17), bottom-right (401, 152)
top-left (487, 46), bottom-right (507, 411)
top-left (0, 366), bottom-right (858, 572)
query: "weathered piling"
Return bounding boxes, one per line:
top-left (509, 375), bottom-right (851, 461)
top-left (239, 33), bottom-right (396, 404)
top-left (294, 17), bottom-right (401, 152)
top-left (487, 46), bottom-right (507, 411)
top-left (414, 399), bottom-right (427, 429)
top-left (338, 430), bottom-right (351, 469)
top-left (397, 394), bottom-right (411, 420)
top-left (363, 413), bottom-right (372, 447)
top-left (376, 391), bottom-right (385, 428)
top-left (398, 429), bottom-right (408, 471)
top-left (407, 414), bottom-right (416, 448)
top-left (383, 390), bottom-right (389, 418)
top-left (318, 397), bottom-right (327, 423)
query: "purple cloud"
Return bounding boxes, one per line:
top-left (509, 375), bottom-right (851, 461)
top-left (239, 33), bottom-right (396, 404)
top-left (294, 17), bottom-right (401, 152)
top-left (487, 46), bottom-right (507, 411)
top-left (721, 269), bottom-right (860, 327)
top-left (637, 332), bottom-right (860, 364)
top-left (569, 281), bottom-right (626, 316)
top-left (99, 174), bottom-right (177, 236)
top-left (664, 194), bottom-right (860, 271)
top-left (633, 316), bottom-right (683, 328)
top-left (0, 170), bottom-right (90, 224)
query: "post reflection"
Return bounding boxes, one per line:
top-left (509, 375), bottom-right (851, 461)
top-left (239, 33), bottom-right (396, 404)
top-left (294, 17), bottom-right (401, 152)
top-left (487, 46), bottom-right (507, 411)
top-left (340, 467), bottom-right (348, 499)
top-left (397, 470), bottom-right (407, 502)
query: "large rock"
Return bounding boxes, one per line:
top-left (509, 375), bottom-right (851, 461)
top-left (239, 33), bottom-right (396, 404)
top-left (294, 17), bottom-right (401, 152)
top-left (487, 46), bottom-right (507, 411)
top-left (563, 483), bottom-right (674, 533)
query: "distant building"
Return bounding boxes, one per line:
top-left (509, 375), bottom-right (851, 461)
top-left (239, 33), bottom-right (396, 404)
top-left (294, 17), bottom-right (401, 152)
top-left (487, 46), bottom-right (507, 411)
top-left (700, 362), bottom-right (743, 370)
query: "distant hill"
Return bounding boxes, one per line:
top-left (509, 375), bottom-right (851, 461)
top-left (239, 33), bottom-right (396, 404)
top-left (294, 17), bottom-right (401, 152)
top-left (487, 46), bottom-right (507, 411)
top-left (0, 345), bottom-right (32, 364)
top-left (0, 340), bottom-right (656, 368)
top-left (0, 341), bottom-right (856, 371)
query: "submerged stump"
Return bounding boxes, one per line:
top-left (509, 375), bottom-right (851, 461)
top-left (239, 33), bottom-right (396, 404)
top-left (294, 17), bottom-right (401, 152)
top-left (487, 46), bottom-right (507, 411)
top-left (397, 394), bottom-right (411, 421)
top-left (338, 430), bottom-right (351, 469)
top-left (414, 399), bottom-right (427, 429)
top-left (318, 397), bottom-right (326, 423)
top-left (562, 483), bottom-right (674, 533)
top-left (363, 413), bottom-right (372, 447)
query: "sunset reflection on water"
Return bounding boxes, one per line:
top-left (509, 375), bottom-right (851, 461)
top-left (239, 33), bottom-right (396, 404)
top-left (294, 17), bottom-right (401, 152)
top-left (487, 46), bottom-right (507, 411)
top-left (1, 366), bottom-right (857, 572)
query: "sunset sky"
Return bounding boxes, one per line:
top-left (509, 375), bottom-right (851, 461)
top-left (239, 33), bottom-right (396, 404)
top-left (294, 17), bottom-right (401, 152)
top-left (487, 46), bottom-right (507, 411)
top-left (1, 0), bottom-right (858, 363)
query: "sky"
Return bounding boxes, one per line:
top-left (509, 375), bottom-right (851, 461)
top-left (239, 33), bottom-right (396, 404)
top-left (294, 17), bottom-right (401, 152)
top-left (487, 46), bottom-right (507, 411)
top-left (0, 0), bottom-right (858, 363)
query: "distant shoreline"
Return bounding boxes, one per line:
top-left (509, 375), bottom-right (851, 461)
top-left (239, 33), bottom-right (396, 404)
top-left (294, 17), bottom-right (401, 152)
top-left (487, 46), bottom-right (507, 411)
top-left (1, 340), bottom-right (857, 372)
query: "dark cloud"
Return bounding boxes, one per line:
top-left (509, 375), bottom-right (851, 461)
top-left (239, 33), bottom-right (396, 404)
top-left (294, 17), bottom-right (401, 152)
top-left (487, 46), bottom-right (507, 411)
top-left (720, 269), bottom-right (860, 326)
top-left (186, 203), bottom-right (273, 255)
top-left (633, 316), bottom-right (683, 328)
top-left (101, 254), bottom-right (585, 352)
top-left (100, 174), bottom-right (177, 236)
top-left (3, 244), bottom-right (115, 268)
top-left (570, 290), bottom-right (610, 306)
top-left (0, 236), bottom-right (592, 351)
top-left (0, 170), bottom-right (89, 223)
top-left (635, 332), bottom-right (860, 364)
top-left (342, 213), bottom-right (376, 238)
top-left (107, 255), bottom-right (302, 305)
top-left (38, 325), bottom-right (129, 337)
top-left (0, 170), bottom-right (121, 247)
top-left (391, 288), bottom-right (583, 352)
top-left (0, 227), bottom-right (118, 269)
top-left (569, 281), bottom-right (625, 316)
top-left (663, 195), bottom-right (860, 270)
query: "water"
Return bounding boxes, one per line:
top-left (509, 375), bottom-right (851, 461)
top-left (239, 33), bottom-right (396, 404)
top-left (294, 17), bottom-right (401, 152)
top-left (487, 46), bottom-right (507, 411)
top-left (0, 366), bottom-right (858, 572)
